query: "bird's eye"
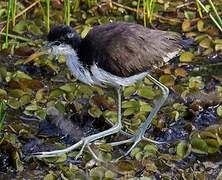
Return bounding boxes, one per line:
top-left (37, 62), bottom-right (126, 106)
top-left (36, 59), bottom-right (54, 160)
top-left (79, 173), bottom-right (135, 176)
top-left (53, 41), bottom-right (61, 46)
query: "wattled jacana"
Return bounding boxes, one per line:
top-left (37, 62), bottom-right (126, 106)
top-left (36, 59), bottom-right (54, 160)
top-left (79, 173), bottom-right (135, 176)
top-left (25, 22), bottom-right (183, 160)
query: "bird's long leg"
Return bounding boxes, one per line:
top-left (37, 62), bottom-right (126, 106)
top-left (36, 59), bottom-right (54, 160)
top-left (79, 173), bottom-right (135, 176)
top-left (32, 86), bottom-right (123, 158)
top-left (106, 74), bottom-right (169, 157)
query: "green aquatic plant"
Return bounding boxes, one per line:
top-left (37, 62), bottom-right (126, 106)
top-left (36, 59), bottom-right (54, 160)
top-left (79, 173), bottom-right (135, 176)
top-left (4, 0), bottom-right (12, 49)
top-left (137, 0), bottom-right (155, 27)
top-left (196, 0), bottom-right (222, 32)
top-left (38, 0), bottom-right (50, 32)
top-left (64, 0), bottom-right (70, 26)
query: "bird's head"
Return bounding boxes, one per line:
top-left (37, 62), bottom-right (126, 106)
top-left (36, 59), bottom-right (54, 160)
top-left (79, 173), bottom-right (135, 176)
top-left (24, 25), bottom-right (81, 64)
top-left (46, 25), bottom-right (81, 55)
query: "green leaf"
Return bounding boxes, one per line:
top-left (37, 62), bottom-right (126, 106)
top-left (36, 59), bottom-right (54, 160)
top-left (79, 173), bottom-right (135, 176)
top-left (138, 87), bottom-right (155, 99)
top-left (159, 75), bottom-right (175, 87)
top-left (43, 174), bottom-right (57, 180)
top-left (88, 106), bottom-right (102, 118)
top-left (205, 139), bottom-right (219, 153)
top-left (123, 86), bottom-right (137, 97)
top-left (140, 103), bottom-right (152, 112)
top-left (180, 52), bottom-right (195, 62)
top-left (59, 84), bottom-right (76, 92)
top-left (19, 95), bottom-right (31, 106)
top-left (176, 142), bottom-right (191, 158)
top-left (122, 100), bottom-right (140, 108)
top-left (123, 107), bottom-right (137, 116)
top-left (0, 89), bottom-right (7, 96)
top-left (13, 21), bottom-right (27, 33)
top-left (191, 137), bottom-right (208, 154)
top-left (217, 105), bottom-right (222, 116)
top-left (7, 99), bottom-right (21, 109)
top-left (25, 104), bottom-right (40, 111)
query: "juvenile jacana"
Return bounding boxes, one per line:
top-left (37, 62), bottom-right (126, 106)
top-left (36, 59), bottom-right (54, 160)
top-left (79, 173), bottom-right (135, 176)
top-left (26, 22), bottom-right (183, 160)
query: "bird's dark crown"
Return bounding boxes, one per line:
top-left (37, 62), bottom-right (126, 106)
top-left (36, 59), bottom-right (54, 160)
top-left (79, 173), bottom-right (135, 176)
top-left (47, 25), bottom-right (81, 50)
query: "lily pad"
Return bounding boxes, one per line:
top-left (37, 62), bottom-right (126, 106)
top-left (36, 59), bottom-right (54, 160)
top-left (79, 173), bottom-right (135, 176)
top-left (217, 105), bottom-right (222, 116)
top-left (182, 21), bottom-right (192, 32)
top-left (138, 87), bottom-right (155, 99)
top-left (197, 20), bottom-right (205, 32)
top-left (199, 38), bottom-right (212, 48)
top-left (180, 52), bottom-right (194, 62)
top-left (176, 142), bottom-right (191, 158)
top-left (205, 139), bottom-right (219, 153)
top-left (7, 99), bottom-right (21, 109)
top-left (123, 86), bottom-right (137, 97)
top-left (191, 137), bottom-right (208, 154)
top-left (159, 75), bottom-right (175, 87)
top-left (174, 68), bottom-right (187, 77)
top-left (88, 106), bottom-right (102, 118)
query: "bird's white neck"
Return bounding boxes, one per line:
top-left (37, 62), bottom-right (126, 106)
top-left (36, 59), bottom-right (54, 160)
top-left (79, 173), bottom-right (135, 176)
top-left (62, 46), bottom-right (95, 85)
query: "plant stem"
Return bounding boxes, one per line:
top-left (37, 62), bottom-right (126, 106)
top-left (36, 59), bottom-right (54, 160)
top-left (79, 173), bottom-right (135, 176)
top-left (5, 0), bottom-right (12, 49)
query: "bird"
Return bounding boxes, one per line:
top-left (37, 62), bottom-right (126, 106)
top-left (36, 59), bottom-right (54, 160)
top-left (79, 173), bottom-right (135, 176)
top-left (25, 22), bottom-right (183, 160)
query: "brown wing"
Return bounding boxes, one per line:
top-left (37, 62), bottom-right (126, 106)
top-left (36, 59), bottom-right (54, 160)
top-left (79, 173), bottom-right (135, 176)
top-left (80, 22), bottom-right (183, 77)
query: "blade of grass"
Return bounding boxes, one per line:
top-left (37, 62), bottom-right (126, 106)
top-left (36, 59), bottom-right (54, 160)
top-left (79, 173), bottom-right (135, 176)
top-left (74, 0), bottom-right (80, 11)
top-left (146, 0), bottom-right (155, 23)
top-left (38, 2), bottom-right (47, 25)
top-left (12, 0), bottom-right (17, 26)
top-left (64, 0), bottom-right (70, 26)
top-left (0, 32), bottom-right (31, 42)
top-left (46, 0), bottom-right (50, 32)
top-left (196, 0), bottom-right (222, 32)
top-left (88, 0), bottom-right (91, 8)
top-left (196, 0), bottom-right (203, 18)
top-left (136, 0), bottom-right (141, 19)
top-left (0, 136), bottom-right (4, 145)
top-left (143, 0), bottom-right (146, 27)
top-left (5, 0), bottom-right (12, 49)
top-left (208, 0), bottom-right (222, 27)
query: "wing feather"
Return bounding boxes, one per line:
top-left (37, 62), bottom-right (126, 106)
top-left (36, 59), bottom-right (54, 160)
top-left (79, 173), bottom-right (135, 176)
top-left (80, 22), bottom-right (183, 77)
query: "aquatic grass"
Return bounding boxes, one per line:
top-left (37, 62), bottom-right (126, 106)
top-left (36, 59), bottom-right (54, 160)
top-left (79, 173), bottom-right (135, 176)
top-left (0, 32), bottom-right (31, 42)
top-left (88, 0), bottom-right (101, 8)
top-left (5, 0), bottom-right (12, 49)
top-left (137, 0), bottom-right (155, 26)
top-left (38, 2), bottom-right (47, 25)
top-left (74, 0), bottom-right (80, 11)
top-left (196, 0), bottom-right (203, 18)
top-left (64, 0), bottom-right (70, 26)
top-left (11, 0), bottom-right (17, 26)
top-left (38, 0), bottom-right (50, 32)
top-left (208, 0), bottom-right (222, 27)
top-left (146, 0), bottom-right (155, 24)
top-left (88, 0), bottom-right (95, 8)
top-left (196, 0), bottom-right (222, 32)
top-left (46, 0), bottom-right (50, 32)
top-left (0, 101), bottom-right (7, 145)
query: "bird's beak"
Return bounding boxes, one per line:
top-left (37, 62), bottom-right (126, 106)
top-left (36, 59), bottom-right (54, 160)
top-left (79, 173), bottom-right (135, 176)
top-left (24, 42), bottom-right (52, 64)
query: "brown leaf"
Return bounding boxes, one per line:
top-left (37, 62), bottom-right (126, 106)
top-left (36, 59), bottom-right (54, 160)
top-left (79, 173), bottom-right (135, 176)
top-left (14, 47), bottom-right (34, 57)
top-left (20, 78), bottom-right (44, 90)
top-left (206, 28), bottom-right (219, 37)
top-left (174, 68), bottom-right (187, 77)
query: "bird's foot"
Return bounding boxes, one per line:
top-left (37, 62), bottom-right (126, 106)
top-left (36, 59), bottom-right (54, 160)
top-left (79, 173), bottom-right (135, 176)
top-left (32, 139), bottom-right (84, 158)
top-left (32, 124), bottom-right (123, 161)
top-left (105, 135), bottom-right (166, 162)
top-left (32, 138), bottom-right (105, 161)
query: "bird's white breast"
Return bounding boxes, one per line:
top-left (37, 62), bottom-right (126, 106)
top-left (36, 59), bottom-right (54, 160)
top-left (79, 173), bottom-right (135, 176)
top-left (54, 44), bottom-right (148, 87)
